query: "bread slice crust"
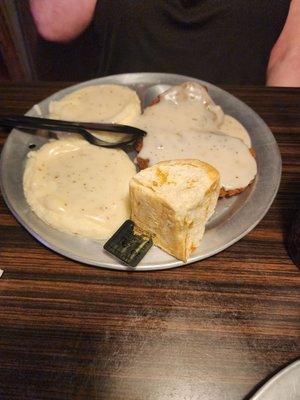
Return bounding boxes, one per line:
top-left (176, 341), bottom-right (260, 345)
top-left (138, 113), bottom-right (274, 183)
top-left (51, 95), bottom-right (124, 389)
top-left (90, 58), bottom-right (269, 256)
top-left (130, 159), bottom-right (220, 261)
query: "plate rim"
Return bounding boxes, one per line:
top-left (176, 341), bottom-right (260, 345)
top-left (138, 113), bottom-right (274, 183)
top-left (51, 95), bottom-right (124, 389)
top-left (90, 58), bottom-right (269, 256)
top-left (0, 72), bottom-right (282, 271)
top-left (250, 359), bottom-right (300, 400)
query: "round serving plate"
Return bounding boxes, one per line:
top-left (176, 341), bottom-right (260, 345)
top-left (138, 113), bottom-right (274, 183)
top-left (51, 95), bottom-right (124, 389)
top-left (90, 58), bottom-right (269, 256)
top-left (0, 73), bottom-right (281, 271)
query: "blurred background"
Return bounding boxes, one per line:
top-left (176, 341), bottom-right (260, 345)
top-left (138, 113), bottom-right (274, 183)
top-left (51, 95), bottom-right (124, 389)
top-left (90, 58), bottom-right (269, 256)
top-left (0, 0), bottom-right (98, 82)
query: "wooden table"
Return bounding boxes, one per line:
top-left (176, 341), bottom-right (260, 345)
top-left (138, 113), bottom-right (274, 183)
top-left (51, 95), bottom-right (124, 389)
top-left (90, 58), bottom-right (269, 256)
top-left (0, 83), bottom-right (299, 400)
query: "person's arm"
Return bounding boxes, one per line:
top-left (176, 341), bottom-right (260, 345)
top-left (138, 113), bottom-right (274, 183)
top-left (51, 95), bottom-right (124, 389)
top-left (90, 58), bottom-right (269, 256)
top-left (267, 0), bottom-right (300, 87)
top-left (29, 0), bottom-right (97, 42)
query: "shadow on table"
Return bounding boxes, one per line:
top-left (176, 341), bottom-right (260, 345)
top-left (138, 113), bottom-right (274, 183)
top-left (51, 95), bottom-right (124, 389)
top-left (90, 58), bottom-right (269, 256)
top-left (275, 164), bottom-right (300, 268)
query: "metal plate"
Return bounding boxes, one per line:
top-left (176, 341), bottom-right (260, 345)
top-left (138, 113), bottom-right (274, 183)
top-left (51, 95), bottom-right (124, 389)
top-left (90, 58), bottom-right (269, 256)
top-left (0, 73), bottom-right (281, 271)
top-left (250, 359), bottom-right (300, 400)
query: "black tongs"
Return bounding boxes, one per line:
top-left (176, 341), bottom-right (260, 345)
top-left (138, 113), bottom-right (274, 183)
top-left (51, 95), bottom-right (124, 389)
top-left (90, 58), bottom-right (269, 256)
top-left (0, 115), bottom-right (146, 147)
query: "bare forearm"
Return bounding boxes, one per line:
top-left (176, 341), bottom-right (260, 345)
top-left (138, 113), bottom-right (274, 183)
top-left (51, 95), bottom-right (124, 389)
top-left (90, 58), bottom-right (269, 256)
top-left (267, 46), bottom-right (300, 87)
top-left (29, 0), bottom-right (97, 42)
top-left (266, 0), bottom-right (300, 87)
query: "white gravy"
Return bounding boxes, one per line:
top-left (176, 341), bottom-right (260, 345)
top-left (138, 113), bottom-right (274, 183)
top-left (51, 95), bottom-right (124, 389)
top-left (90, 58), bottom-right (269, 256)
top-left (132, 83), bottom-right (256, 191)
top-left (49, 84), bottom-right (141, 124)
top-left (23, 138), bottom-right (137, 239)
top-left (219, 114), bottom-right (251, 148)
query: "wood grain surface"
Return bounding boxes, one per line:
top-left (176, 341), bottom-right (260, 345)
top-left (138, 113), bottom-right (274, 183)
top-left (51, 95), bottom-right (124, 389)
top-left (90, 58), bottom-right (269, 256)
top-left (0, 83), bottom-right (299, 400)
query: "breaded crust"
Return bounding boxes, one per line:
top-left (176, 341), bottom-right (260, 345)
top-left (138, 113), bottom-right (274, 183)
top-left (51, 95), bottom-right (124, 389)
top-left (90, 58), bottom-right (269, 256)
top-left (136, 156), bottom-right (150, 171)
top-left (219, 181), bottom-right (254, 197)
